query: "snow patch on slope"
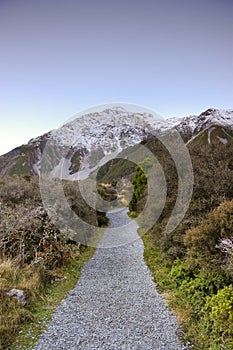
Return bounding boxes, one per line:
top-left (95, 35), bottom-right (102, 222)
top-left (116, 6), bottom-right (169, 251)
top-left (208, 127), bottom-right (216, 144)
top-left (217, 136), bottom-right (228, 144)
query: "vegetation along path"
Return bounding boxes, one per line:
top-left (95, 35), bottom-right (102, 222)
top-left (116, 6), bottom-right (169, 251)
top-left (33, 208), bottom-right (186, 350)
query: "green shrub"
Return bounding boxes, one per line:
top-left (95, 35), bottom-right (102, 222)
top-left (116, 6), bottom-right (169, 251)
top-left (177, 271), bottom-right (228, 316)
top-left (168, 259), bottom-right (193, 288)
top-left (205, 285), bottom-right (233, 337)
top-left (132, 165), bottom-right (147, 202)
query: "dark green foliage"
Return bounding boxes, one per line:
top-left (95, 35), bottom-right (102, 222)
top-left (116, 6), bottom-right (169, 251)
top-left (96, 211), bottom-right (109, 227)
top-left (132, 164), bottom-right (147, 201)
top-left (128, 157), bottom-right (156, 212)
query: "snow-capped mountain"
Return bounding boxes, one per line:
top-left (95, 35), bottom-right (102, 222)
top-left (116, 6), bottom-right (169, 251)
top-left (29, 106), bottom-right (178, 179)
top-left (0, 107), bottom-right (232, 178)
top-left (31, 106), bottom-right (176, 150)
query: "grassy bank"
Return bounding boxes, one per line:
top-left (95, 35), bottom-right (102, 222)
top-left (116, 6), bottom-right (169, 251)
top-left (0, 247), bottom-right (95, 350)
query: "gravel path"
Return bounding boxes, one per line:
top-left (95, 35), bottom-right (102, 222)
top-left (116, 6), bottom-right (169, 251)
top-left (33, 208), bottom-right (186, 350)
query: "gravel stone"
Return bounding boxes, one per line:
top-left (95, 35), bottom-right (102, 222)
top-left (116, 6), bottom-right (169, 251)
top-left (33, 208), bottom-right (187, 350)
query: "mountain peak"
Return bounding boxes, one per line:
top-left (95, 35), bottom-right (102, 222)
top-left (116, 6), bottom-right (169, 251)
top-left (199, 108), bottom-right (233, 117)
top-left (110, 106), bottom-right (128, 113)
top-left (200, 108), bottom-right (218, 116)
top-left (172, 108), bottom-right (233, 145)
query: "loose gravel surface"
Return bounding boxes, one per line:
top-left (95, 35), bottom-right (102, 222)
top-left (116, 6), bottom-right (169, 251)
top-left (33, 208), bottom-right (187, 350)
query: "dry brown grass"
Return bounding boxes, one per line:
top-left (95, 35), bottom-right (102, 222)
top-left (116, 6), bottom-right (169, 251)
top-left (0, 259), bottom-right (42, 349)
top-left (0, 252), bottom-right (81, 349)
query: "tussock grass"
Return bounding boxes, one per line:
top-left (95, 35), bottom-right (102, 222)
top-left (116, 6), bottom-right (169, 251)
top-left (0, 259), bottom-right (41, 349)
top-left (11, 247), bottom-right (95, 350)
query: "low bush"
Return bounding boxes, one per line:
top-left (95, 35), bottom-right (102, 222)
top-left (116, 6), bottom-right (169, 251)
top-left (204, 285), bottom-right (233, 341)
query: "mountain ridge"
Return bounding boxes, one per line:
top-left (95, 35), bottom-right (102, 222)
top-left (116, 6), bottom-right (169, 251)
top-left (0, 107), bottom-right (232, 177)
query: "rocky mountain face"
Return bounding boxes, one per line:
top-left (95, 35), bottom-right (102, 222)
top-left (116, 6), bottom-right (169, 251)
top-left (176, 108), bottom-right (233, 144)
top-left (0, 107), bottom-right (232, 178)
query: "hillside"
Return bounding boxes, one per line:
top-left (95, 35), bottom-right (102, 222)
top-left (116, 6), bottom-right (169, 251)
top-left (127, 120), bottom-right (233, 349)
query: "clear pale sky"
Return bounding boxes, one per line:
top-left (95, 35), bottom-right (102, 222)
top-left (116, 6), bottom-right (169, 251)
top-left (0, 0), bottom-right (233, 155)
